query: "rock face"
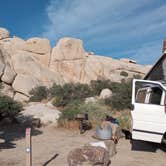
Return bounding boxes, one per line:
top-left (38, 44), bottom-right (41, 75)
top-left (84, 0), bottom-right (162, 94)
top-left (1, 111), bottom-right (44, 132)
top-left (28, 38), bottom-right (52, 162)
top-left (25, 38), bottom-right (51, 66)
top-left (51, 38), bottom-right (85, 61)
top-left (0, 27), bottom-right (151, 101)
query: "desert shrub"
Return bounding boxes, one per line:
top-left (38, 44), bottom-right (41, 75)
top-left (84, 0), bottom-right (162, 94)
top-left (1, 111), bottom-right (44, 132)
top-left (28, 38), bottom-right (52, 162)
top-left (90, 79), bottom-right (112, 95)
top-left (52, 96), bottom-right (65, 107)
top-left (29, 86), bottom-right (49, 102)
top-left (0, 95), bottom-right (23, 119)
top-left (105, 79), bottom-right (132, 110)
top-left (60, 100), bottom-right (82, 120)
top-left (80, 102), bottom-right (110, 126)
top-left (116, 110), bottom-right (131, 129)
top-left (109, 82), bottom-right (121, 93)
top-left (50, 79), bottom-right (123, 107)
top-left (50, 83), bottom-right (92, 106)
top-left (133, 74), bottom-right (142, 79)
top-left (49, 84), bottom-right (63, 97)
top-left (120, 71), bottom-right (128, 77)
top-left (59, 101), bottom-right (110, 126)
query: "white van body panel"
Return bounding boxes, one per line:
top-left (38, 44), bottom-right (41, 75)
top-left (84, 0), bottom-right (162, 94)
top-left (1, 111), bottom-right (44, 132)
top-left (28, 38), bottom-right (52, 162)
top-left (131, 79), bottom-right (166, 143)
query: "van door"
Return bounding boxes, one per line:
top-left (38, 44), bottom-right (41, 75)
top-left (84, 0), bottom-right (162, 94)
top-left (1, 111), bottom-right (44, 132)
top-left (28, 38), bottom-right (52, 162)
top-left (131, 79), bottom-right (166, 143)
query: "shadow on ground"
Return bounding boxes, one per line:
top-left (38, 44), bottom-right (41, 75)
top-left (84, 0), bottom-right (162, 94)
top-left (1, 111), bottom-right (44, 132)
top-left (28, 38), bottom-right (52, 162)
top-left (131, 140), bottom-right (166, 153)
top-left (0, 123), bottom-right (42, 150)
top-left (122, 129), bottom-right (166, 153)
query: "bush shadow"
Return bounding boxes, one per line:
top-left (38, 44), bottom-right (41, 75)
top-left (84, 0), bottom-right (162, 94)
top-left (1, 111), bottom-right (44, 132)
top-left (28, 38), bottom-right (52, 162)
top-left (0, 123), bottom-right (42, 150)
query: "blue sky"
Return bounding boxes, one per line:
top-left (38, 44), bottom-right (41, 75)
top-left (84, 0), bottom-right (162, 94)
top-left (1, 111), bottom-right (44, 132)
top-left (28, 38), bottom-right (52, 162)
top-left (0, 0), bottom-right (166, 65)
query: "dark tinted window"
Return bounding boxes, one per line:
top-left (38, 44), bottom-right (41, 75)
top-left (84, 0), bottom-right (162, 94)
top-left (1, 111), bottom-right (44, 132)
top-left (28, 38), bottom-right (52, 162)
top-left (148, 87), bottom-right (162, 105)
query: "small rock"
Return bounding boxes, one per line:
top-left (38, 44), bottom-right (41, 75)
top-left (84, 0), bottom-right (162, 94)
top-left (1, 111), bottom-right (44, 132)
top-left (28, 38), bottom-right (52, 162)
top-left (99, 89), bottom-right (112, 99)
top-left (67, 144), bottom-right (110, 166)
top-left (85, 97), bottom-right (97, 104)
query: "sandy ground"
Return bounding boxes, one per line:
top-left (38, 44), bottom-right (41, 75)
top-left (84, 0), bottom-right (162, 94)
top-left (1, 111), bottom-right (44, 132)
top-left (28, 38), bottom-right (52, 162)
top-left (0, 126), bottom-right (165, 166)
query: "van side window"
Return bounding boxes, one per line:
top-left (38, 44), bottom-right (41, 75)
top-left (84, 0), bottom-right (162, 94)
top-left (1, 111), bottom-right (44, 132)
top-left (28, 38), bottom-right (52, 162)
top-left (148, 87), bottom-right (162, 105)
top-left (136, 89), bottom-right (146, 103)
top-left (135, 81), bottom-right (163, 105)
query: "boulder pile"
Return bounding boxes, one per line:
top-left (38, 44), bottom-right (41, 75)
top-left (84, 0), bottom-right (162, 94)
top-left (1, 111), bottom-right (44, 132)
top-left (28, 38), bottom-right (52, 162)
top-left (0, 27), bottom-right (151, 101)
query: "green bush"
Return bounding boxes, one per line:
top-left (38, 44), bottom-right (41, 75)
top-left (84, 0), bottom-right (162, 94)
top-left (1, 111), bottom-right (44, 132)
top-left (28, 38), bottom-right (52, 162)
top-left (116, 110), bottom-right (131, 129)
top-left (90, 79), bottom-right (112, 95)
top-left (50, 80), bottom-right (119, 107)
top-left (120, 71), bottom-right (128, 77)
top-left (60, 100), bottom-right (82, 120)
top-left (133, 74), bottom-right (142, 79)
top-left (105, 79), bottom-right (132, 110)
top-left (52, 96), bottom-right (66, 107)
top-left (80, 102), bottom-right (110, 125)
top-left (0, 95), bottom-right (23, 119)
top-left (49, 83), bottom-right (63, 97)
top-left (60, 101), bottom-right (110, 126)
top-left (50, 83), bottom-right (92, 106)
top-left (29, 86), bottom-right (49, 102)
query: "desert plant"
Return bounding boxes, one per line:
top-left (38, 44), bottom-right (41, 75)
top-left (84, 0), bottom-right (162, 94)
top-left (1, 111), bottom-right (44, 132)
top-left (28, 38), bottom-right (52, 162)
top-left (49, 83), bottom-right (63, 97)
top-left (104, 79), bottom-right (132, 110)
top-left (80, 102), bottom-right (110, 126)
top-left (59, 101), bottom-right (110, 126)
top-left (29, 86), bottom-right (49, 102)
top-left (90, 79), bottom-right (112, 95)
top-left (60, 100), bottom-right (82, 120)
top-left (50, 83), bottom-right (92, 106)
top-left (120, 71), bottom-right (128, 77)
top-left (0, 95), bottom-right (23, 120)
top-left (52, 96), bottom-right (65, 107)
top-left (133, 74), bottom-right (142, 79)
top-left (116, 110), bottom-right (131, 129)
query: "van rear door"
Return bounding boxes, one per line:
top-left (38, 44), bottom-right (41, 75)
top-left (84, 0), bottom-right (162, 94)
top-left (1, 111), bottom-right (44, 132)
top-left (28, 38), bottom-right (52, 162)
top-left (131, 79), bottom-right (166, 143)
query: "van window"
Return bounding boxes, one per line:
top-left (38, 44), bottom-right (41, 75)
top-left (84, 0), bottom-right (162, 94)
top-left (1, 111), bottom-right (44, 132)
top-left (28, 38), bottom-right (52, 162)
top-left (135, 81), bottom-right (163, 105)
top-left (148, 87), bottom-right (162, 105)
top-left (136, 89), bottom-right (147, 103)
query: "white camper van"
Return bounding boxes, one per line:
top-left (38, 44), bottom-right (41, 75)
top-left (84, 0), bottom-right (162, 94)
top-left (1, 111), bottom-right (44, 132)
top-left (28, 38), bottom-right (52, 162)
top-left (131, 79), bottom-right (166, 143)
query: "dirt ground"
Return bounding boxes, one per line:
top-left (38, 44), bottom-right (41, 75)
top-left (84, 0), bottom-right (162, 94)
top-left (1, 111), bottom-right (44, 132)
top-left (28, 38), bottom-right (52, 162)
top-left (0, 125), bottom-right (165, 166)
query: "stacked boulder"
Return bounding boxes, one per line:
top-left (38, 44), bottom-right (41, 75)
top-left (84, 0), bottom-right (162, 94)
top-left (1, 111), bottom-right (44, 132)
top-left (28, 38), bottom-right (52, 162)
top-left (0, 27), bottom-right (151, 102)
top-left (0, 28), bottom-right (63, 101)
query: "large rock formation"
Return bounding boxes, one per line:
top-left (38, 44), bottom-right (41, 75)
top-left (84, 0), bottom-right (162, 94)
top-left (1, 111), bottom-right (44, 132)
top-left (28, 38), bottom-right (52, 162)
top-left (49, 38), bottom-right (150, 84)
top-left (0, 27), bottom-right (151, 101)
